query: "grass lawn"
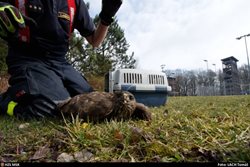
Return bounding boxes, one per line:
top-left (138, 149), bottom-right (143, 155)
top-left (0, 95), bottom-right (249, 162)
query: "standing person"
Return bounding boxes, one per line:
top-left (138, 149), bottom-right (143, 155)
top-left (0, 0), bottom-right (122, 118)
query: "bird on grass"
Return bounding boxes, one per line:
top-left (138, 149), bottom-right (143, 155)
top-left (57, 91), bottom-right (152, 122)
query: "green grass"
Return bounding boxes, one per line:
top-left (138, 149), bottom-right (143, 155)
top-left (0, 95), bottom-right (249, 162)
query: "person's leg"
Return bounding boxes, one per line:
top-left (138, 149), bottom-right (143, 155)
top-left (8, 62), bottom-right (71, 101)
top-left (1, 62), bottom-right (70, 119)
top-left (61, 62), bottom-right (93, 97)
top-left (0, 92), bottom-right (11, 116)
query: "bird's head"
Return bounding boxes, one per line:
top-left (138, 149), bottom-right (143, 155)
top-left (113, 91), bottom-right (137, 119)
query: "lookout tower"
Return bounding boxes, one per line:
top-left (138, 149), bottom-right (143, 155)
top-left (221, 56), bottom-right (241, 95)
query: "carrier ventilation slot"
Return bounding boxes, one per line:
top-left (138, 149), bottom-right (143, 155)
top-left (123, 73), bottom-right (142, 84)
top-left (148, 75), bottom-right (165, 85)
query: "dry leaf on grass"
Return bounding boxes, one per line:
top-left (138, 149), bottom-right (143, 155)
top-left (30, 144), bottom-right (50, 161)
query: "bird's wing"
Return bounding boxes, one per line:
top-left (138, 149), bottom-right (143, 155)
top-left (57, 92), bottom-right (115, 122)
top-left (131, 103), bottom-right (152, 121)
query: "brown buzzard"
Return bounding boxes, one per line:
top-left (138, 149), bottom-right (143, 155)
top-left (57, 91), bottom-right (152, 122)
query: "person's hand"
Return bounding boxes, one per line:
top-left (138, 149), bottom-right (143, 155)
top-left (0, 2), bottom-right (36, 42)
top-left (0, 2), bottom-right (25, 41)
top-left (99, 0), bottom-right (123, 26)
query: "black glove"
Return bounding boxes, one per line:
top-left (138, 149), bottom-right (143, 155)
top-left (99, 0), bottom-right (123, 26)
top-left (0, 2), bottom-right (36, 42)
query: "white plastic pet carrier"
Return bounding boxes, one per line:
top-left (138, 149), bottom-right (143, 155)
top-left (105, 69), bottom-right (172, 106)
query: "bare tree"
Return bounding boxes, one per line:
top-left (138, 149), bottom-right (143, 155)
top-left (238, 64), bottom-right (250, 94)
top-left (186, 71), bottom-right (197, 96)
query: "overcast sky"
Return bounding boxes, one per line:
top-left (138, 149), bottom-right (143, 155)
top-left (86, 0), bottom-right (250, 72)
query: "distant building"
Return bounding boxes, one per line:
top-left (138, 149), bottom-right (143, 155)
top-left (167, 76), bottom-right (179, 96)
top-left (221, 56), bottom-right (241, 95)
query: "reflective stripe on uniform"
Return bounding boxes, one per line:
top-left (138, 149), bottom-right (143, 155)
top-left (16, 0), bottom-right (30, 42)
top-left (67, 0), bottom-right (76, 34)
top-left (7, 101), bottom-right (17, 116)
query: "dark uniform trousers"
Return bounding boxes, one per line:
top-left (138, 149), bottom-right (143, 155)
top-left (0, 48), bottom-right (93, 119)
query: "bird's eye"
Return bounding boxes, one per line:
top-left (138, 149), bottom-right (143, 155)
top-left (129, 95), bottom-right (134, 100)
